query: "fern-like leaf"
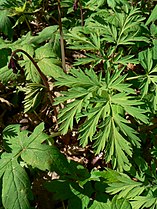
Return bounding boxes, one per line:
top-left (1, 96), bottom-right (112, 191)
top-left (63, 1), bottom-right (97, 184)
top-left (55, 67), bottom-right (148, 170)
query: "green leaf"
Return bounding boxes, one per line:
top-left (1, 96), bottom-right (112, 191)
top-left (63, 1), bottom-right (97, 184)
top-left (3, 123), bottom-right (73, 175)
top-left (23, 60), bottom-right (41, 83)
top-left (124, 106), bottom-right (148, 124)
top-left (38, 58), bottom-right (64, 78)
top-left (54, 87), bottom-right (90, 105)
top-left (68, 183), bottom-right (93, 209)
top-left (0, 153), bottom-right (13, 177)
top-left (3, 123), bottom-right (48, 153)
top-left (131, 190), bottom-right (157, 209)
top-left (46, 180), bottom-right (93, 209)
top-left (74, 54), bottom-right (102, 66)
top-left (35, 43), bottom-right (57, 59)
top-left (0, 48), bottom-right (11, 68)
top-left (150, 23), bottom-right (157, 38)
top-left (45, 180), bottom-right (74, 200)
top-left (146, 5), bottom-right (157, 26)
top-left (55, 68), bottom-right (101, 88)
top-left (55, 67), bottom-right (148, 170)
top-left (113, 114), bottom-right (140, 147)
top-left (89, 200), bottom-right (110, 209)
top-left (22, 44), bottom-right (34, 60)
top-left (58, 99), bottom-right (83, 135)
top-left (79, 108), bottom-right (103, 146)
top-left (0, 10), bottom-right (13, 39)
top-left (113, 55), bottom-right (139, 66)
top-left (67, 27), bottom-right (101, 51)
top-left (93, 115), bottom-right (112, 154)
top-left (153, 39), bottom-right (157, 59)
top-left (92, 7), bottom-right (147, 47)
top-left (105, 120), bottom-right (132, 170)
top-left (2, 124), bottom-right (24, 152)
top-left (22, 83), bottom-right (45, 112)
top-left (107, 0), bottom-right (116, 9)
top-left (0, 65), bottom-right (18, 84)
top-left (14, 2), bottom-right (26, 13)
top-left (21, 143), bottom-right (69, 173)
top-left (104, 169), bottom-right (145, 199)
top-left (29, 25), bottom-right (58, 45)
top-left (138, 49), bottom-right (153, 73)
top-left (85, 0), bottom-right (106, 11)
top-left (34, 44), bottom-right (64, 78)
top-left (2, 159), bottom-right (31, 209)
top-left (111, 195), bottom-right (132, 209)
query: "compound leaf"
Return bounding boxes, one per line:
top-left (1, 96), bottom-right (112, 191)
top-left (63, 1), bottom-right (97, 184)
top-left (146, 5), bottom-right (157, 26)
top-left (22, 83), bottom-right (45, 112)
top-left (104, 169), bottom-right (145, 199)
top-left (0, 65), bottom-right (18, 84)
top-left (3, 123), bottom-right (73, 175)
top-left (38, 58), bottom-right (64, 78)
top-left (24, 60), bottom-right (41, 83)
top-left (131, 190), bottom-right (157, 209)
top-left (21, 143), bottom-right (71, 175)
top-left (111, 195), bottom-right (132, 209)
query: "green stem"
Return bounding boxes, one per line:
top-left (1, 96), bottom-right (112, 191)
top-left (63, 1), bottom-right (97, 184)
top-left (50, 131), bottom-right (61, 137)
top-left (125, 75), bottom-right (143, 81)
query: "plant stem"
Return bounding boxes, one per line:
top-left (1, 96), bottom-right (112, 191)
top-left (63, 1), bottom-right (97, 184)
top-left (57, 0), bottom-right (66, 73)
top-left (62, 201), bottom-right (66, 209)
top-left (125, 75), bottom-right (143, 81)
top-left (24, 16), bottom-right (32, 33)
top-left (50, 131), bottom-right (61, 137)
top-left (10, 49), bottom-right (54, 106)
top-left (79, 0), bottom-right (84, 26)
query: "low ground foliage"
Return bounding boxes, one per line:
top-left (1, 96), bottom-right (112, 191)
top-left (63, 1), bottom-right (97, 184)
top-left (1, 0), bottom-right (157, 208)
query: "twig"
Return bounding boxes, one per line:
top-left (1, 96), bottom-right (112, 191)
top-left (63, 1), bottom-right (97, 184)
top-left (57, 0), bottom-right (67, 73)
top-left (79, 0), bottom-right (84, 26)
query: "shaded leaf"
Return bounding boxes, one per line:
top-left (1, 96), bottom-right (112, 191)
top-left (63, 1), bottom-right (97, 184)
top-left (2, 158), bottom-right (32, 209)
top-left (0, 65), bottom-right (18, 84)
top-left (0, 10), bottom-right (13, 39)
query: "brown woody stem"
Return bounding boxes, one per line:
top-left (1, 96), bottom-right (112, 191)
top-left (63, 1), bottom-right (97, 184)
top-left (10, 49), bottom-right (54, 106)
top-left (79, 0), bottom-right (84, 26)
top-left (57, 0), bottom-right (67, 73)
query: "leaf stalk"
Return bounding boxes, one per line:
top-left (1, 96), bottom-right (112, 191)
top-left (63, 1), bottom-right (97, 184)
top-left (9, 49), bottom-right (54, 106)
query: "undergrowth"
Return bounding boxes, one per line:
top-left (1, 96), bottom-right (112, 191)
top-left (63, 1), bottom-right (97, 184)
top-left (1, 0), bottom-right (157, 208)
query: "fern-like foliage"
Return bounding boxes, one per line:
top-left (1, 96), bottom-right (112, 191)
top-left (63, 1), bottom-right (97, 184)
top-left (65, 5), bottom-right (149, 69)
top-left (85, 6), bottom-right (148, 46)
top-left (54, 68), bottom-right (148, 170)
top-left (103, 169), bottom-right (157, 209)
top-left (21, 83), bottom-right (45, 112)
top-left (104, 169), bottom-right (145, 199)
top-left (138, 48), bottom-right (157, 112)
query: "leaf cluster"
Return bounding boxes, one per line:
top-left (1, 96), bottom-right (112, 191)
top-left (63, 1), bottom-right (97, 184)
top-left (1, 0), bottom-right (157, 209)
top-left (0, 123), bottom-right (73, 209)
